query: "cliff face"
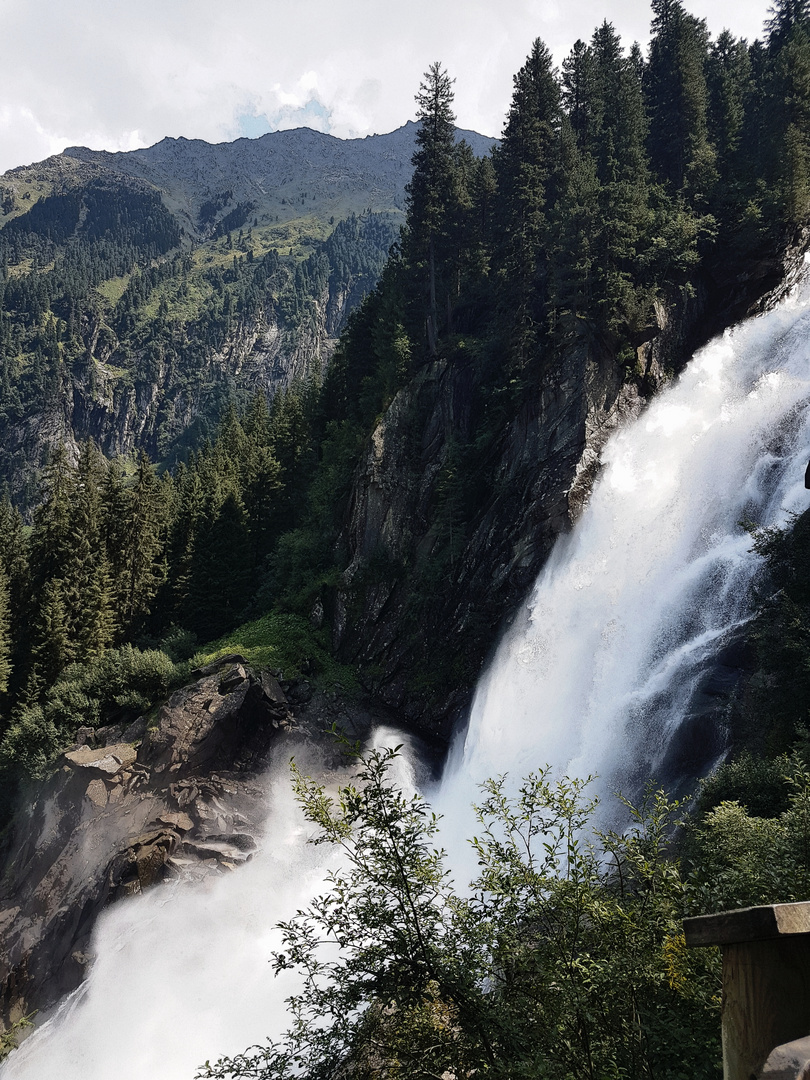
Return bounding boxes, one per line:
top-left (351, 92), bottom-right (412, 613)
top-left (330, 229), bottom-right (810, 740)
top-left (0, 275), bottom-right (349, 491)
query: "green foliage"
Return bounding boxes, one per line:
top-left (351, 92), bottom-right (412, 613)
top-left (0, 645), bottom-right (177, 779)
top-left (687, 756), bottom-right (810, 911)
top-left (744, 509), bottom-right (810, 750)
top-left (198, 751), bottom-right (723, 1080)
top-left (192, 611), bottom-right (357, 692)
top-left (693, 751), bottom-right (794, 819)
top-left (0, 1015), bottom-right (35, 1062)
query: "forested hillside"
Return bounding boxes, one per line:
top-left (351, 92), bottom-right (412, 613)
top-left (1, 0), bottom-right (810, 813)
top-left (0, 123), bottom-right (476, 504)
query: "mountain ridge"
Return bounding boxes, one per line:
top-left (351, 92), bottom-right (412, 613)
top-left (3, 123), bottom-right (498, 241)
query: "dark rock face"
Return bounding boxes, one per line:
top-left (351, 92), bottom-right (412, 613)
top-left (0, 657), bottom-right (297, 1031)
top-left (332, 335), bottom-right (656, 738)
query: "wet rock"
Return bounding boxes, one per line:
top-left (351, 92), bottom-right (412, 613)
top-left (181, 838), bottom-right (255, 865)
top-left (84, 779), bottom-right (108, 808)
top-left (139, 657), bottom-right (294, 780)
top-left (156, 811), bottom-right (194, 832)
top-left (107, 829), bottom-right (180, 896)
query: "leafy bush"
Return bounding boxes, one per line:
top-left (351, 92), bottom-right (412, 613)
top-left (692, 752), bottom-right (794, 819)
top-left (0, 645), bottom-right (178, 779)
top-left (687, 756), bottom-right (810, 912)
top-left (198, 749), bottom-right (722, 1080)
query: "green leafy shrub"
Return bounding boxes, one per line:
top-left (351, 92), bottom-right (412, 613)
top-left (0, 645), bottom-right (178, 779)
top-left (687, 756), bottom-right (810, 911)
top-left (198, 750), bottom-right (722, 1080)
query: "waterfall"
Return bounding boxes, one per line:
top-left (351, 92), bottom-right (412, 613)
top-left (445, 264), bottom-right (810, 818)
top-left (5, 269), bottom-right (810, 1078)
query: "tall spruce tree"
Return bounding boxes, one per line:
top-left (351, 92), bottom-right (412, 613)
top-left (767, 0), bottom-right (810, 49)
top-left (63, 440), bottom-right (115, 661)
top-left (29, 444), bottom-right (74, 592)
top-left (118, 451), bottom-right (170, 631)
top-left (646, 0), bottom-right (716, 200)
top-left (0, 568), bottom-right (12, 700)
top-left (774, 22), bottom-right (810, 220)
top-left (707, 30), bottom-right (753, 185)
top-left (404, 62), bottom-right (458, 355)
top-left (494, 38), bottom-right (561, 370)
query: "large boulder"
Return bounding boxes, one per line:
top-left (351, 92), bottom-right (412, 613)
top-left (760, 1037), bottom-right (810, 1080)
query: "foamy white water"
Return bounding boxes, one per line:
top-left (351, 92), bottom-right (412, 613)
top-left (6, 272), bottom-right (810, 1078)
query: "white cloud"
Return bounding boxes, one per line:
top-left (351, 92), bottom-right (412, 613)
top-left (0, 0), bottom-right (772, 173)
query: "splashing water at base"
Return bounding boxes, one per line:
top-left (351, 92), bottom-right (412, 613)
top-left (6, 275), bottom-right (810, 1078)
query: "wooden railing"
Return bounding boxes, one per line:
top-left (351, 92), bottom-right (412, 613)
top-left (684, 902), bottom-right (810, 1080)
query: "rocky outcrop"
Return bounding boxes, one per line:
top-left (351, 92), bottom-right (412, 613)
top-left (760, 1036), bottom-right (810, 1080)
top-left (0, 656), bottom-right (296, 1030)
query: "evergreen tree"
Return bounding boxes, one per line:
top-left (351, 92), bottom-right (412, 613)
top-left (767, 0), bottom-right (810, 50)
top-left (62, 440), bottom-right (115, 661)
top-left (707, 30), bottom-right (753, 186)
top-left (646, 0), bottom-right (717, 201)
top-left (547, 120), bottom-right (600, 332)
top-left (0, 497), bottom-right (29, 625)
top-left (118, 451), bottom-right (170, 631)
top-left (494, 38), bottom-right (561, 370)
top-left (404, 62), bottom-right (458, 355)
top-left (774, 23), bottom-right (810, 221)
top-left (186, 492), bottom-right (252, 640)
top-left (30, 578), bottom-right (71, 686)
top-left (0, 568), bottom-right (12, 699)
top-left (562, 40), bottom-right (595, 148)
top-left (588, 22), bottom-right (656, 334)
top-left (29, 443), bottom-right (74, 591)
top-left (241, 393), bottom-right (282, 566)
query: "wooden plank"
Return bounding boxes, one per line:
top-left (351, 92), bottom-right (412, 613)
top-left (683, 902), bottom-right (810, 947)
top-left (721, 938), bottom-right (810, 1080)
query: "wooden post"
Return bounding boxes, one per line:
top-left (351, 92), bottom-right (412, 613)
top-left (684, 902), bottom-right (810, 1080)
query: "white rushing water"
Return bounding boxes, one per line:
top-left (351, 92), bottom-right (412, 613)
top-left (6, 270), bottom-right (810, 1078)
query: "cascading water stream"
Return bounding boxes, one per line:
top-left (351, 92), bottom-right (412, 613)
top-left (5, 268), bottom-right (810, 1078)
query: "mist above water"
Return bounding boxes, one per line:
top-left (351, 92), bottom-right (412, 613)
top-left (6, 272), bottom-right (810, 1078)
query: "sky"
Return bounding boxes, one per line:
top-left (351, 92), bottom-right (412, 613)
top-left (0, 0), bottom-right (773, 175)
